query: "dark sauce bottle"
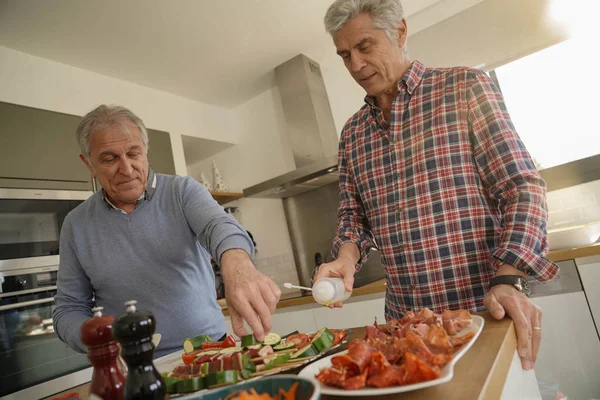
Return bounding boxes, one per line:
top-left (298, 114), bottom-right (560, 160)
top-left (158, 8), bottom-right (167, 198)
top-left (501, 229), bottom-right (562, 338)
top-left (112, 300), bottom-right (166, 400)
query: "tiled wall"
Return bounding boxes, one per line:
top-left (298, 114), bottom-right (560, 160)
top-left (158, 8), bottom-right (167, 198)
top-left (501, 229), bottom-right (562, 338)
top-left (254, 253), bottom-right (300, 295)
top-left (546, 179), bottom-right (600, 229)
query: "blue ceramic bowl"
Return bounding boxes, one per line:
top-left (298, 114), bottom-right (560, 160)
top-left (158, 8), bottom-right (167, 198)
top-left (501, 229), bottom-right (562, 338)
top-left (179, 375), bottom-right (321, 400)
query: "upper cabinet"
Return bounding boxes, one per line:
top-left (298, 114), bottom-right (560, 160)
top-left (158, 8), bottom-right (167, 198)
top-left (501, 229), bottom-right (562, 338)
top-left (0, 102), bottom-right (91, 189)
top-left (0, 102), bottom-right (176, 190)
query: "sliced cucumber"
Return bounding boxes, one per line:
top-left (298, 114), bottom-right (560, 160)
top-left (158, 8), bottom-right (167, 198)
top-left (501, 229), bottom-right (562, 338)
top-left (265, 353), bottom-right (291, 370)
top-left (239, 368), bottom-right (252, 380)
top-left (163, 376), bottom-right (181, 394)
top-left (262, 332), bottom-right (282, 346)
top-left (219, 346), bottom-right (243, 355)
top-left (311, 328), bottom-right (334, 352)
top-left (241, 334), bottom-right (258, 347)
top-left (205, 370), bottom-right (238, 388)
top-left (245, 344), bottom-right (263, 350)
top-left (183, 334), bottom-right (211, 353)
top-left (175, 376), bottom-right (206, 393)
top-left (273, 342), bottom-right (296, 351)
top-left (291, 344), bottom-right (318, 359)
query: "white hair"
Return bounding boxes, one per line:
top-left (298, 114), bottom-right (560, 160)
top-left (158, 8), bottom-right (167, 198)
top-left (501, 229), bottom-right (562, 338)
top-left (76, 104), bottom-right (149, 159)
top-left (324, 0), bottom-right (408, 56)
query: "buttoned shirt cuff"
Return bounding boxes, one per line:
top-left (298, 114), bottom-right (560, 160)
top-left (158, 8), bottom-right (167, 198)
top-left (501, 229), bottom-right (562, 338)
top-left (490, 248), bottom-right (559, 281)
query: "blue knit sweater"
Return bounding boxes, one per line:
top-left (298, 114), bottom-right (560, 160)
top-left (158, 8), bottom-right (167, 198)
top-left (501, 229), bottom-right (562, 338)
top-left (53, 172), bottom-right (253, 357)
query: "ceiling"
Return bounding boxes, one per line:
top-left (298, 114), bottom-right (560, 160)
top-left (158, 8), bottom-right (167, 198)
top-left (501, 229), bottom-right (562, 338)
top-left (0, 0), bottom-right (479, 109)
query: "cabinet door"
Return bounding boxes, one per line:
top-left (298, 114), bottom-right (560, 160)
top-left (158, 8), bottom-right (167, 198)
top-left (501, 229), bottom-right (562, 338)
top-left (577, 260), bottom-right (600, 334)
top-left (147, 129), bottom-right (175, 175)
top-left (0, 102), bottom-right (90, 185)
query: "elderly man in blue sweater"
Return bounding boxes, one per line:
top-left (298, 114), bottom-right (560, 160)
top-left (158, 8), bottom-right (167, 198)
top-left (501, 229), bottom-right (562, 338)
top-left (53, 105), bottom-right (281, 357)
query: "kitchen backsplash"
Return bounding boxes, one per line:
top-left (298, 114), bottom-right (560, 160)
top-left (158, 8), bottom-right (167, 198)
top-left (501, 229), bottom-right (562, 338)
top-left (546, 179), bottom-right (600, 229)
top-left (254, 253), bottom-right (300, 294)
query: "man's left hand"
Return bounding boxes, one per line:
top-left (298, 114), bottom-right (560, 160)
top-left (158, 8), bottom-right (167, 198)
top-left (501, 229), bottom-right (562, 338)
top-left (220, 249), bottom-right (281, 342)
top-left (483, 271), bottom-right (542, 371)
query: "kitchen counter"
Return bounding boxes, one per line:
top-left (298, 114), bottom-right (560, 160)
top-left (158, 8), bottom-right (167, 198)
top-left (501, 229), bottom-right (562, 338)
top-left (217, 242), bottom-right (600, 314)
top-left (46, 312), bottom-right (519, 400)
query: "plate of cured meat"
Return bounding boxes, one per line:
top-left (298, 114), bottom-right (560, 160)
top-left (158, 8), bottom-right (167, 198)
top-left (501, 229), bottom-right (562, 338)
top-left (298, 308), bottom-right (483, 396)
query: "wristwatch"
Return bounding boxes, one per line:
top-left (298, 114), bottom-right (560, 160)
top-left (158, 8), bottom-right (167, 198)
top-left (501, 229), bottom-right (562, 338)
top-left (489, 275), bottom-right (531, 297)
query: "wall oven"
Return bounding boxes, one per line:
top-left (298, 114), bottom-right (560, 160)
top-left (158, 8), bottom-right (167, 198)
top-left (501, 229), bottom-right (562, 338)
top-left (0, 188), bottom-right (93, 398)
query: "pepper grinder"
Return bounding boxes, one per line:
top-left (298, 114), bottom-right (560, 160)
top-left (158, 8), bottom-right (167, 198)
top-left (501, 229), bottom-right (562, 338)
top-left (112, 300), bottom-right (166, 400)
top-left (80, 306), bottom-right (125, 400)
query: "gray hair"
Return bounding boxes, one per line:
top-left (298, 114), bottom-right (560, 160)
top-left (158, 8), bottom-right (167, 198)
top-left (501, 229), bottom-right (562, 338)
top-left (76, 104), bottom-right (149, 159)
top-left (324, 0), bottom-right (408, 55)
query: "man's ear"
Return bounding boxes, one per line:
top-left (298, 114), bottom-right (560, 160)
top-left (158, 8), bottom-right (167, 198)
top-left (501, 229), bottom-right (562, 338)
top-left (397, 19), bottom-right (408, 49)
top-left (79, 154), bottom-right (96, 179)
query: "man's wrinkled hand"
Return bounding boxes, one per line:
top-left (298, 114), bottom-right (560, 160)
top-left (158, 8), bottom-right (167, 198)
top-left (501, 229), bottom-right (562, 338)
top-left (220, 249), bottom-right (281, 342)
top-left (483, 284), bottom-right (542, 371)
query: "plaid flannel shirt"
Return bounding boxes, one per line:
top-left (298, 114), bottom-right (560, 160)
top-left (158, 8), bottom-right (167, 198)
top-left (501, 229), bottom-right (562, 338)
top-left (332, 60), bottom-right (558, 319)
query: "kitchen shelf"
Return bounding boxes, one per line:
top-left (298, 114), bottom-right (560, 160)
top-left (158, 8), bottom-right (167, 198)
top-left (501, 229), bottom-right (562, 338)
top-left (210, 191), bottom-right (243, 205)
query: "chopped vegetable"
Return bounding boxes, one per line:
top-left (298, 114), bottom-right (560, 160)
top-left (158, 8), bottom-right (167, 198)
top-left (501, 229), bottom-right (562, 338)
top-left (291, 343), bottom-right (318, 359)
top-left (262, 332), bottom-right (282, 346)
top-left (273, 342), bottom-right (296, 351)
top-left (310, 328), bottom-right (334, 352)
top-left (205, 370), bottom-right (238, 388)
top-left (284, 334), bottom-right (309, 349)
top-left (181, 352), bottom-right (198, 365)
top-left (175, 376), bottom-right (206, 393)
top-left (241, 333), bottom-right (259, 347)
top-left (223, 382), bottom-right (299, 400)
top-left (221, 334), bottom-right (237, 348)
top-left (183, 334), bottom-right (211, 353)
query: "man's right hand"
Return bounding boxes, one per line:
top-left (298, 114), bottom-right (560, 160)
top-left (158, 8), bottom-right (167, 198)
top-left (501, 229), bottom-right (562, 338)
top-left (312, 243), bottom-right (359, 308)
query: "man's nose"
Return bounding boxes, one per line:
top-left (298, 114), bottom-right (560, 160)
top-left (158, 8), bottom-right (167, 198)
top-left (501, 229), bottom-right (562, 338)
top-left (351, 54), bottom-right (366, 73)
top-left (118, 157), bottom-right (134, 176)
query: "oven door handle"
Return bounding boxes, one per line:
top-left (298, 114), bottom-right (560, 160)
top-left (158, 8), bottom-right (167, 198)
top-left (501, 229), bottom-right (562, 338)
top-left (0, 297), bottom-right (55, 311)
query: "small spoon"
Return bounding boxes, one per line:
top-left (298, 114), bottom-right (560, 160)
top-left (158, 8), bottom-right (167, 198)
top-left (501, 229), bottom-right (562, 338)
top-left (283, 282), bottom-right (312, 291)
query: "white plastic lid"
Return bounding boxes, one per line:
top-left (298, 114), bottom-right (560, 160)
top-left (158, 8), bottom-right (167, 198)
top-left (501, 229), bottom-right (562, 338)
top-left (312, 280), bottom-right (336, 304)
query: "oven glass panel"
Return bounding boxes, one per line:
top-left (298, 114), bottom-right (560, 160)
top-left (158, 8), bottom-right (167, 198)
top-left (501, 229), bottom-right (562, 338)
top-left (0, 291), bottom-right (90, 396)
top-left (0, 199), bottom-right (83, 260)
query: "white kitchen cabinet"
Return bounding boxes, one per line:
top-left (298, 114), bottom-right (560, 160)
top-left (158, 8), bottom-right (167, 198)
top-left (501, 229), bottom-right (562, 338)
top-left (312, 296), bottom-right (385, 330)
top-left (531, 291), bottom-right (600, 399)
top-left (576, 255), bottom-right (600, 335)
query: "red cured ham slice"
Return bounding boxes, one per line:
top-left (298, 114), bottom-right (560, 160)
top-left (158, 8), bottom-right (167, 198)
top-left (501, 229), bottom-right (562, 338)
top-left (425, 324), bottom-right (453, 353)
top-left (365, 325), bottom-right (390, 340)
top-left (331, 354), bottom-right (360, 377)
top-left (442, 309), bottom-right (473, 335)
top-left (316, 367), bottom-right (346, 388)
top-left (341, 367), bottom-right (369, 390)
top-left (449, 330), bottom-right (476, 349)
top-left (403, 352), bottom-right (441, 384)
top-left (367, 364), bottom-right (405, 388)
top-left (347, 340), bottom-right (373, 372)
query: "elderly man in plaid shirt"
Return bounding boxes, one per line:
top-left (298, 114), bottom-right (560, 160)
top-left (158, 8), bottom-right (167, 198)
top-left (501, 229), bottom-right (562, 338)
top-left (314, 0), bottom-right (559, 371)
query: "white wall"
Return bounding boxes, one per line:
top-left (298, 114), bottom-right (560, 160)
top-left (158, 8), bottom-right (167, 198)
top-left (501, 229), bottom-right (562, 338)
top-left (0, 45), bottom-right (239, 176)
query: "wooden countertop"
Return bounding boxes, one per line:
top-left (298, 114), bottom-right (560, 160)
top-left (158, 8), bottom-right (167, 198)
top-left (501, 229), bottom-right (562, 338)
top-left (546, 242), bottom-right (600, 262)
top-left (46, 312), bottom-right (516, 400)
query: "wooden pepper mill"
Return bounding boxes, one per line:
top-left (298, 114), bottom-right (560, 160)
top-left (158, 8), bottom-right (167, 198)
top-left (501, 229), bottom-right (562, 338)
top-left (80, 306), bottom-right (126, 400)
top-left (112, 300), bottom-right (166, 400)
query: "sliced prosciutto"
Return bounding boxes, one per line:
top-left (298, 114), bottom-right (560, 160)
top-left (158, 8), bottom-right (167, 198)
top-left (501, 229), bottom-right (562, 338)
top-left (316, 308), bottom-right (475, 390)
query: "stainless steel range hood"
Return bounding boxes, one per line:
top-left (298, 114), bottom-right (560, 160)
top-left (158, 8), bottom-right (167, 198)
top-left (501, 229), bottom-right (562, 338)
top-left (243, 54), bottom-right (340, 199)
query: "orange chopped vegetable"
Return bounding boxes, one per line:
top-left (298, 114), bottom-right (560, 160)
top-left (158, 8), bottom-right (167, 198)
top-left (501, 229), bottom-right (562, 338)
top-left (223, 382), bottom-right (300, 400)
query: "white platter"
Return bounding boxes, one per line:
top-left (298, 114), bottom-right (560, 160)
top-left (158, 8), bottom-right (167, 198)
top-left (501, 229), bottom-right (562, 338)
top-left (298, 315), bottom-right (484, 397)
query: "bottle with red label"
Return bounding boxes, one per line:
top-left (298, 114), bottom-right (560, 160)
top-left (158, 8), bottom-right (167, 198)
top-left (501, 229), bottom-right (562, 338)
top-left (80, 306), bottom-right (125, 400)
top-left (112, 300), bottom-right (166, 400)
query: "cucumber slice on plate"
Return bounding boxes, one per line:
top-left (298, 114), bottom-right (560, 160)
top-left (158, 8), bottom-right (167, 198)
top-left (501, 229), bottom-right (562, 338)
top-left (205, 370), bottom-right (239, 388)
top-left (245, 344), bottom-right (263, 350)
top-left (163, 376), bottom-right (181, 394)
top-left (311, 328), bottom-right (334, 352)
top-left (175, 376), bottom-right (206, 393)
top-left (262, 332), bottom-right (281, 346)
top-left (291, 344), bottom-right (318, 359)
top-left (183, 334), bottom-right (211, 353)
top-left (265, 353), bottom-right (292, 370)
top-left (219, 346), bottom-right (244, 355)
top-left (273, 342), bottom-right (296, 351)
